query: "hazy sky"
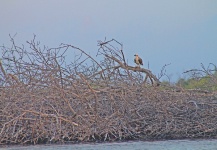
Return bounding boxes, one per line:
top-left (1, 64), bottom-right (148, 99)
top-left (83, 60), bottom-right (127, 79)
top-left (1, 0), bottom-right (217, 82)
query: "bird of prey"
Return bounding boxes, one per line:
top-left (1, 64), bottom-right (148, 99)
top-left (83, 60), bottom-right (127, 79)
top-left (134, 54), bottom-right (143, 67)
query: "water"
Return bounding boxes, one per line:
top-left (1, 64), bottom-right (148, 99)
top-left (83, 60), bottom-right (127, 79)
top-left (1, 139), bottom-right (217, 150)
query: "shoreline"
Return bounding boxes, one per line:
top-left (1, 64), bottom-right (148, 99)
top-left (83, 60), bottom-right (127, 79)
top-left (1, 136), bottom-right (217, 148)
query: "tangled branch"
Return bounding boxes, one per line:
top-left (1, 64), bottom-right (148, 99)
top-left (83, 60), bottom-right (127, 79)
top-left (0, 37), bottom-right (216, 145)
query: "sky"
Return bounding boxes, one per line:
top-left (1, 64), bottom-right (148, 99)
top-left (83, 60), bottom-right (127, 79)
top-left (0, 0), bottom-right (217, 82)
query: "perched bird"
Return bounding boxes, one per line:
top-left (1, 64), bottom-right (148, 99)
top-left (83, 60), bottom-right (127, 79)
top-left (134, 54), bottom-right (143, 67)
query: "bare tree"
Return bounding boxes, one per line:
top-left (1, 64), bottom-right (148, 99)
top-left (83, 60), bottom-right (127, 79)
top-left (0, 37), bottom-right (217, 145)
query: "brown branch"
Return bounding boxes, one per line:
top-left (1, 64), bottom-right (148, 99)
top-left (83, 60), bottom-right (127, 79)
top-left (104, 54), bottom-right (160, 85)
top-left (1, 36), bottom-right (216, 145)
top-left (0, 59), bottom-right (7, 78)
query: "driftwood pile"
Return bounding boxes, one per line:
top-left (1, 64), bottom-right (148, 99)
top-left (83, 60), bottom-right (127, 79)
top-left (0, 37), bottom-right (217, 145)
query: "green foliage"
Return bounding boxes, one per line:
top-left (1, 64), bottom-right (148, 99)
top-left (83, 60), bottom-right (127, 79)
top-left (176, 72), bottom-right (217, 91)
top-left (158, 80), bottom-right (172, 90)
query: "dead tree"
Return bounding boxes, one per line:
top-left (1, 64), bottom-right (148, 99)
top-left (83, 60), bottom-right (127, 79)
top-left (0, 37), bottom-right (217, 145)
top-left (96, 39), bottom-right (160, 86)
